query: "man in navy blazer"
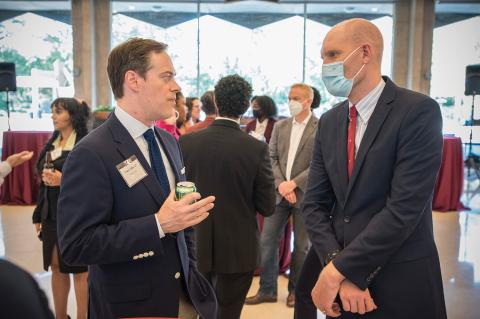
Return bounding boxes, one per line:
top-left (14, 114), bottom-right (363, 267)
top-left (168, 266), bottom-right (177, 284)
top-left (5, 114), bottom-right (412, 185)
top-left (57, 38), bottom-right (217, 319)
top-left (295, 19), bottom-right (447, 319)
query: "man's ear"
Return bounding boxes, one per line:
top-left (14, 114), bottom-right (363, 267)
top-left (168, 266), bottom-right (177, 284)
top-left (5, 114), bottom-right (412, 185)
top-left (362, 44), bottom-right (373, 64)
top-left (124, 70), bottom-right (141, 93)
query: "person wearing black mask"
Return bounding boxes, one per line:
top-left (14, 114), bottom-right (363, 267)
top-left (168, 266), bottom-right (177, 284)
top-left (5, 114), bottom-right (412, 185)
top-left (246, 95), bottom-right (277, 143)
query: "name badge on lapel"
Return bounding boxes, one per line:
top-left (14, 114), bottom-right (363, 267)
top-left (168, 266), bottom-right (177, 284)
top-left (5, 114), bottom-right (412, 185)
top-left (116, 155), bottom-right (148, 188)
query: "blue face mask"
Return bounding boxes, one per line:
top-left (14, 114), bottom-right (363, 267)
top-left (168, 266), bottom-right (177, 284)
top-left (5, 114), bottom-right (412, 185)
top-left (322, 46), bottom-right (365, 97)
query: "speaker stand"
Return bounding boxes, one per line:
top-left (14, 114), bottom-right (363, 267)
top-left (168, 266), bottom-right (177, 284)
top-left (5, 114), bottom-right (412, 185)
top-left (5, 89), bottom-right (10, 131)
top-left (466, 94), bottom-right (478, 178)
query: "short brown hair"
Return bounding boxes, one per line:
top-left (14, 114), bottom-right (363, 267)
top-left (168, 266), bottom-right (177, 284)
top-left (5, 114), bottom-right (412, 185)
top-left (290, 83), bottom-right (314, 100)
top-left (107, 38), bottom-right (168, 99)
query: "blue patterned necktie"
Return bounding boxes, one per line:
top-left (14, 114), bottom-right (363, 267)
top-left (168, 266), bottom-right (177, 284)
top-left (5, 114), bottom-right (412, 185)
top-left (143, 129), bottom-right (171, 196)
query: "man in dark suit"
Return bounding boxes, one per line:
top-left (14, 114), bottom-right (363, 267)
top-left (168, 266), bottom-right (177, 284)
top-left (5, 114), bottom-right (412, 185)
top-left (179, 75), bottom-right (276, 319)
top-left (57, 38), bottom-right (217, 319)
top-left (295, 18), bottom-right (447, 319)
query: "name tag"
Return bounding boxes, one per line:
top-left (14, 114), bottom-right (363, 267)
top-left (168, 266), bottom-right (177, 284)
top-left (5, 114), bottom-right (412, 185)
top-left (116, 155), bottom-right (148, 188)
top-left (51, 148), bottom-right (62, 161)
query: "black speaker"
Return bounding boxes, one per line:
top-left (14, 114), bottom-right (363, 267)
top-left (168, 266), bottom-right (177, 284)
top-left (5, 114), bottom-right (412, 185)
top-left (465, 64), bottom-right (480, 96)
top-left (0, 62), bottom-right (16, 92)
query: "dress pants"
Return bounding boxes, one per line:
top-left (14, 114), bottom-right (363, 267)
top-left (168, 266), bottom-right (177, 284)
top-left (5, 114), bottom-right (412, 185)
top-left (294, 247), bottom-right (321, 319)
top-left (259, 199), bottom-right (309, 296)
top-left (203, 271), bottom-right (254, 319)
top-left (179, 284), bottom-right (198, 319)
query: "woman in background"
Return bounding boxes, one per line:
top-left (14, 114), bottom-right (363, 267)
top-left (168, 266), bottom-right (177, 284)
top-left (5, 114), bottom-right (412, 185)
top-left (155, 107), bottom-right (181, 140)
top-left (32, 98), bottom-right (90, 319)
top-left (185, 96), bottom-right (201, 130)
top-left (246, 95), bottom-right (277, 143)
top-left (175, 92), bottom-right (189, 135)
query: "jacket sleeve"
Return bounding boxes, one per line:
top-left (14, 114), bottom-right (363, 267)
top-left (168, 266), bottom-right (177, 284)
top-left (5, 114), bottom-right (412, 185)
top-left (302, 115), bottom-right (342, 265)
top-left (269, 122), bottom-right (285, 189)
top-left (254, 143), bottom-right (276, 217)
top-left (57, 144), bottom-right (164, 266)
top-left (0, 161), bottom-right (12, 186)
top-left (332, 98), bottom-right (443, 290)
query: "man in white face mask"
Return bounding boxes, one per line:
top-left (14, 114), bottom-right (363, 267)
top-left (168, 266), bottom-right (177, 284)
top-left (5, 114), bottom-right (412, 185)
top-left (246, 83), bottom-right (318, 308)
top-left (295, 18), bottom-right (446, 319)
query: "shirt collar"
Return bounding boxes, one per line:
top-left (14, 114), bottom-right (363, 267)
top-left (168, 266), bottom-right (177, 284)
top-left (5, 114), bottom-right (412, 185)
top-left (115, 106), bottom-right (153, 139)
top-left (216, 116), bottom-right (241, 124)
top-left (349, 79), bottom-right (385, 124)
top-left (53, 130), bottom-right (77, 151)
top-left (256, 118), bottom-right (267, 127)
top-left (293, 111), bottom-right (312, 126)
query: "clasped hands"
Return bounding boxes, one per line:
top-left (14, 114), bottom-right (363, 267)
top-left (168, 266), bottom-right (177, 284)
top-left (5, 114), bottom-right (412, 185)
top-left (278, 180), bottom-right (297, 204)
top-left (312, 262), bottom-right (378, 317)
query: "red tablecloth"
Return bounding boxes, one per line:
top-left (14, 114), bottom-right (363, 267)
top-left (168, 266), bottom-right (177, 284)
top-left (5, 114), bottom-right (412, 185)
top-left (1, 131), bottom-right (52, 205)
top-left (433, 136), bottom-right (466, 212)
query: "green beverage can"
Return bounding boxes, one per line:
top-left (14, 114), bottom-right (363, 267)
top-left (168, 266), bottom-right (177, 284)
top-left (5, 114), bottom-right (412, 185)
top-left (175, 181), bottom-right (196, 201)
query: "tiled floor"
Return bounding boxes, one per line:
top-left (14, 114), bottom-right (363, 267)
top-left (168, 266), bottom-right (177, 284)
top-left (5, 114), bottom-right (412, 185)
top-left (1, 205), bottom-right (479, 319)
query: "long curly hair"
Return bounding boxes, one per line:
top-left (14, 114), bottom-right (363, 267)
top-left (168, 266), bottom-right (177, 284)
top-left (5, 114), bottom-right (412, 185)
top-left (36, 98), bottom-right (91, 173)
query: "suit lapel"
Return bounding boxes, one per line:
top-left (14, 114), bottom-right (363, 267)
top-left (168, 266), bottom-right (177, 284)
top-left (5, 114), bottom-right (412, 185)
top-left (336, 101), bottom-right (349, 199)
top-left (282, 119), bottom-right (293, 160)
top-left (345, 79), bottom-right (397, 202)
top-left (108, 114), bottom-right (165, 207)
top-left (293, 116), bottom-right (317, 162)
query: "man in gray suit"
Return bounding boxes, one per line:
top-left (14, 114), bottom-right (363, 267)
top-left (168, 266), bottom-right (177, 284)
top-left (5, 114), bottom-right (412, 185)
top-left (246, 83), bottom-right (318, 307)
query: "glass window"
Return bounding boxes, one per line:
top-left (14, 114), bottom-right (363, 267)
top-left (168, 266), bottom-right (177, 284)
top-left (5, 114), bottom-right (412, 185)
top-left (110, 1), bottom-right (394, 119)
top-left (111, 2), bottom-right (198, 97)
top-left (0, 3), bottom-right (73, 139)
top-left (200, 1), bottom-right (304, 117)
top-left (431, 3), bottom-right (480, 145)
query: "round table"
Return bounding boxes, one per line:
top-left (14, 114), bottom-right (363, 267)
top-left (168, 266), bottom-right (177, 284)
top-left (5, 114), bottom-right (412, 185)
top-left (433, 136), bottom-right (466, 212)
top-left (1, 131), bottom-right (52, 204)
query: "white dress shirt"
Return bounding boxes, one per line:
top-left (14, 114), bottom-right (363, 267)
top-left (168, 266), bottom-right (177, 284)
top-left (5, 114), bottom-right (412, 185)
top-left (0, 161), bottom-right (12, 186)
top-left (254, 119), bottom-right (268, 137)
top-left (115, 106), bottom-right (175, 238)
top-left (349, 79), bottom-right (386, 155)
top-left (286, 111), bottom-right (312, 181)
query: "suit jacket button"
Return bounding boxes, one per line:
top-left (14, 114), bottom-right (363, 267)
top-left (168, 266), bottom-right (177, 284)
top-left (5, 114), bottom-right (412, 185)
top-left (175, 272), bottom-right (181, 279)
top-left (133, 255), bottom-right (138, 260)
top-left (344, 216), bottom-right (351, 223)
top-left (138, 254), bottom-right (143, 259)
top-left (148, 251), bottom-right (154, 256)
top-left (143, 252), bottom-right (149, 258)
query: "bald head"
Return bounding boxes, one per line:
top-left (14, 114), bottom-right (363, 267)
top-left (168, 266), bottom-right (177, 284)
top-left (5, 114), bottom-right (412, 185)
top-left (324, 18), bottom-right (383, 66)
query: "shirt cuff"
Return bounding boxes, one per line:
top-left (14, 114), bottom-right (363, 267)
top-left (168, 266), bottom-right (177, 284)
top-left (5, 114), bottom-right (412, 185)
top-left (154, 214), bottom-right (166, 238)
top-left (0, 161), bottom-right (12, 178)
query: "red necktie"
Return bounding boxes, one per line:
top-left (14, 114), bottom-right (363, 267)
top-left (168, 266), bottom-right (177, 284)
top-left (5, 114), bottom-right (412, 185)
top-left (347, 105), bottom-right (357, 178)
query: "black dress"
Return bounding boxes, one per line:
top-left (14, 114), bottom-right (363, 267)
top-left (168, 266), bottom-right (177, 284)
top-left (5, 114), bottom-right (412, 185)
top-left (32, 133), bottom-right (87, 274)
